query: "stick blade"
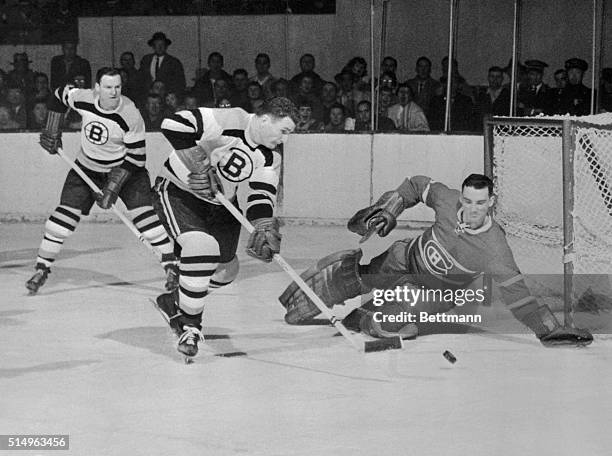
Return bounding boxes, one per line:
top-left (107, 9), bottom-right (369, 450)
top-left (364, 336), bottom-right (403, 352)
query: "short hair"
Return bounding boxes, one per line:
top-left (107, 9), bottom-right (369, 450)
top-left (329, 102), bottom-right (346, 115)
top-left (233, 68), bottom-right (248, 78)
top-left (271, 78), bottom-right (289, 92)
top-left (357, 100), bottom-right (371, 110)
top-left (96, 67), bottom-right (120, 83)
top-left (255, 53), bottom-right (271, 64)
top-left (382, 56), bottom-right (397, 67)
top-left (258, 97), bottom-right (298, 122)
top-left (300, 53), bottom-right (315, 63)
top-left (462, 174), bottom-right (493, 196)
top-left (396, 82), bottom-right (413, 96)
top-left (488, 66), bottom-right (503, 74)
top-left (208, 52), bottom-right (223, 64)
top-left (322, 81), bottom-right (338, 92)
top-left (416, 56), bottom-right (432, 67)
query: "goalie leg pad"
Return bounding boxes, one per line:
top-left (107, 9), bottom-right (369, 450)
top-left (279, 249), bottom-right (369, 324)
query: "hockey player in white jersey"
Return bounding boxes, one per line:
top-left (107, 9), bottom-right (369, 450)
top-left (27, 67), bottom-right (178, 293)
top-left (152, 97), bottom-right (297, 358)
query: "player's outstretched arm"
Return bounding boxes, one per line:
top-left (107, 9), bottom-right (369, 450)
top-left (40, 88), bottom-right (70, 155)
top-left (348, 191), bottom-right (405, 238)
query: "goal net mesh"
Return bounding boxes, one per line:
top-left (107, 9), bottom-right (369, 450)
top-left (490, 116), bottom-right (612, 320)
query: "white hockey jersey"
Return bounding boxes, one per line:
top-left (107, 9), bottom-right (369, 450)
top-left (55, 86), bottom-right (146, 172)
top-left (160, 107), bottom-right (280, 221)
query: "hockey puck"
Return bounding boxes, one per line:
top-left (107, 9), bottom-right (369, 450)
top-left (443, 350), bottom-right (457, 364)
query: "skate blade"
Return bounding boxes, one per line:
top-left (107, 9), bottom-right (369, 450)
top-left (150, 298), bottom-right (197, 364)
top-left (364, 336), bottom-right (403, 352)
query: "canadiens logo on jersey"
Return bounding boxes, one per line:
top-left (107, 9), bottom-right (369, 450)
top-left (423, 240), bottom-right (454, 275)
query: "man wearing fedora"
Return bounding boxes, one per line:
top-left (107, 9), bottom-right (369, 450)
top-left (6, 52), bottom-right (36, 96)
top-left (139, 32), bottom-right (186, 97)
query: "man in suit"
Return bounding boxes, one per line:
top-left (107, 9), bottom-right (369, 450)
top-left (406, 56), bottom-right (442, 121)
top-left (474, 66), bottom-right (511, 130)
top-left (139, 32), bottom-right (186, 97)
top-left (50, 41), bottom-right (91, 90)
top-left (517, 59), bottom-right (551, 116)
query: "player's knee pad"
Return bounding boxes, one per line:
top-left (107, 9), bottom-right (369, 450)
top-left (210, 255), bottom-right (239, 289)
top-left (45, 205), bottom-right (82, 239)
top-left (279, 249), bottom-right (370, 325)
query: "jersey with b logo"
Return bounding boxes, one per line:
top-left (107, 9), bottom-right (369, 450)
top-left (55, 86), bottom-right (146, 172)
top-left (160, 107), bottom-right (280, 221)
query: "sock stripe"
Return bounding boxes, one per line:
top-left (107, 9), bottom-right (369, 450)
top-left (181, 255), bottom-right (221, 264)
top-left (55, 206), bottom-right (81, 222)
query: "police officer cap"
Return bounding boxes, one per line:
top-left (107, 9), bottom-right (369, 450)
top-left (565, 58), bottom-right (588, 72)
top-left (525, 59), bottom-right (548, 72)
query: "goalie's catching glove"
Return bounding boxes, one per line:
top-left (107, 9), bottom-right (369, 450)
top-left (246, 217), bottom-right (281, 262)
top-left (348, 191), bottom-right (405, 238)
top-left (97, 166), bottom-right (131, 209)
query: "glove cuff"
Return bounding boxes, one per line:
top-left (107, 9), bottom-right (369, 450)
top-left (44, 110), bottom-right (64, 134)
top-left (105, 166), bottom-right (132, 195)
top-left (521, 304), bottom-right (562, 338)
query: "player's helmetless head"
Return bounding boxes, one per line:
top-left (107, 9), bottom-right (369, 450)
top-left (460, 174), bottom-right (494, 229)
top-left (95, 68), bottom-right (122, 111)
top-left (251, 97), bottom-right (297, 149)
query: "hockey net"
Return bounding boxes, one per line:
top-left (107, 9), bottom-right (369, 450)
top-left (486, 115), bottom-right (612, 322)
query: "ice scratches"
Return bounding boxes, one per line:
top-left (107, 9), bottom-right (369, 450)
top-left (0, 360), bottom-right (99, 378)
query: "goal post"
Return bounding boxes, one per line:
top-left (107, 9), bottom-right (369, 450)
top-left (484, 115), bottom-right (612, 328)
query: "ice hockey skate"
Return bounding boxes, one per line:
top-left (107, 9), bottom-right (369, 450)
top-left (151, 292), bottom-right (204, 363)
top-left (25, 263), bottom-right (51, 295)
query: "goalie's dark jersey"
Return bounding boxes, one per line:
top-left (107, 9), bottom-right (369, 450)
top-left (160, 107), bottom-right (279, 221)
top-left (396, 176), bottom-right (536, 313)
top-left (53, 86), bottom-right (146, 172)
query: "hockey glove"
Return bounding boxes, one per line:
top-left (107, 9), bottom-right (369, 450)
top-left (540, 327), bottom-right (593, 347)
top-left (246, 217), bottom-right (281, 262)
top-left (39, 110), bottom-right (64, 155)
top-left (348, 191), bottom-right (405, 238)
top-left (187, 168), bottom-right (222, 199)
top-left (97, 166), bottom-right (131, 209)
top-left (521, 304), bottom-right (593, 347)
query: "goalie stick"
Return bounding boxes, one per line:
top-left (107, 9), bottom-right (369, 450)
top-left (213, 190), bottom-right (402, 353)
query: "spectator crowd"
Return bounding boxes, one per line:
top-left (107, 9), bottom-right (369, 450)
top-left (1, 30), bottom-right (611, 132)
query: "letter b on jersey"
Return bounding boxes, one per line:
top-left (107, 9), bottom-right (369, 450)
top-left (218, 148), bottom-right (253, 182)
top-left (84, 121), bottom-right (109, 145)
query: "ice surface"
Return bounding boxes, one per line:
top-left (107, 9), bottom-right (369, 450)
top-left (1, 223), bottom-right (612, 455)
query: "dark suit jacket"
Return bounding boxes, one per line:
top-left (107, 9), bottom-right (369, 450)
top-left (139, 53), bottom-right (186, 95)
top-left (406, 77), bottom-right (442, 118)
top-left (50, 55), bottom-right (91, 89)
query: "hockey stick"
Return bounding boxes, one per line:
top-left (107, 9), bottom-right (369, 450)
top-left (213, 191), bottom-right (402, 353)
top-left (54, 147), bottom-right (157, 255)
